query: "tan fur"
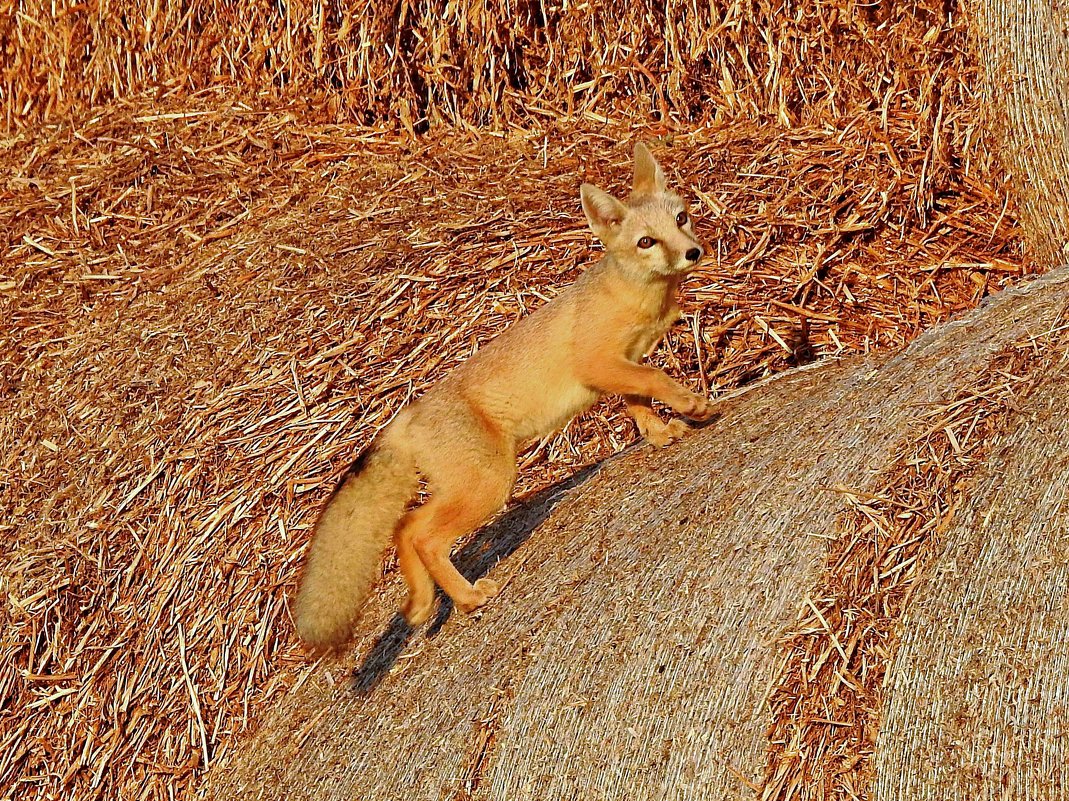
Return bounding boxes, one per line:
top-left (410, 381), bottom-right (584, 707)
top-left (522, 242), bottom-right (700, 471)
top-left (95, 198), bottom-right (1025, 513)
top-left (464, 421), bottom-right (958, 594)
top-left (294, 143), bottom-right (711, 648)
top-left (292, 426), bottom-right (419, 648)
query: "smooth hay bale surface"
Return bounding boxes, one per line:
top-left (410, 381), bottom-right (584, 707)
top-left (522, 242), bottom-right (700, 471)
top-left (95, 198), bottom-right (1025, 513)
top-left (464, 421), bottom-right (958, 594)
top-left (873, 355), bottom-right (1069, 799)
top-left (975, 0), bottom-right (1069, 264)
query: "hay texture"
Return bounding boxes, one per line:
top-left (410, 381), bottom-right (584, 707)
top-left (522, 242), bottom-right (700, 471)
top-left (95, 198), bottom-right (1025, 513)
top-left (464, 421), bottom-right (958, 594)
top-left (872, 333), bottom-right (1069, 799)
top-left (974, 0), bottom-right (1069, 264)
top-left (6, 0), bottom-right (987, 134)
top-left (863, 13), bottom-right (1069, 795)
top-left (0, 95), bottom-right (1022, 799)
top-left (0, 1), bottom-right (1051, 800)
top-left (762, 321), bottom-right (1068, 799)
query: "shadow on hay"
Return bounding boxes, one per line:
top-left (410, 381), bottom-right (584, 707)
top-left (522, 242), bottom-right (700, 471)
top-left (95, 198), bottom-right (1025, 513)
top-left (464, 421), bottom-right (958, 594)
top-left (350, 463), bottom-right (601, 694)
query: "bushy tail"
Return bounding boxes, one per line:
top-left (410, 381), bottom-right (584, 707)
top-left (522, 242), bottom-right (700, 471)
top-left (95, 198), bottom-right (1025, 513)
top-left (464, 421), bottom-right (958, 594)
top-left (293, 432), bottom-right (418, 649)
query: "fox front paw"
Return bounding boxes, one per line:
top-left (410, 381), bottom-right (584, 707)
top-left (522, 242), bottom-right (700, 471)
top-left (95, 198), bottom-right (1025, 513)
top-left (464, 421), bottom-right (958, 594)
top-left (643, 417), bottom-right (690, 448)
top-left (680, 393), bottom-right (715, 421)
top-left (457, 578), bottom-right (499, 615)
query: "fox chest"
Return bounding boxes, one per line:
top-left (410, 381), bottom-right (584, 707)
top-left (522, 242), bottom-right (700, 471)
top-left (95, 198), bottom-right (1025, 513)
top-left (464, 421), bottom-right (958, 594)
top-left (511, 375), bottom-right (599, 442)
top-left (625, 308), bottom-right (680, 362)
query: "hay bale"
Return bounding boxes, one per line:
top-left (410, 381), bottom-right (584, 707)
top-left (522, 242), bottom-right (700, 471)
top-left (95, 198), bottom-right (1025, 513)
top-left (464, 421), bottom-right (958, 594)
top-left (863, 3), bottom-right (1069, 797)
top-left (974, 0), bottom-right (1069, 265)
top-left (872, 355), bottom-right (1069, 798)
top-left (5, 0), bottom-right (974, 134)
top-left (202, 266), bottom-right (1069, 800)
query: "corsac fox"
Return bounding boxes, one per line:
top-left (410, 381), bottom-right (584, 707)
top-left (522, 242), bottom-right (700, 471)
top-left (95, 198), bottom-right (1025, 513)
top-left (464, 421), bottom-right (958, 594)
top-left (294, 142), bottom-right (712, 649)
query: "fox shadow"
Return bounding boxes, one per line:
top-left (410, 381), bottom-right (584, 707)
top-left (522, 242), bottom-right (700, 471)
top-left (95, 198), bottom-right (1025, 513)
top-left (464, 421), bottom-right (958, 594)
top-left (350, 462), bottom-right (601, 694)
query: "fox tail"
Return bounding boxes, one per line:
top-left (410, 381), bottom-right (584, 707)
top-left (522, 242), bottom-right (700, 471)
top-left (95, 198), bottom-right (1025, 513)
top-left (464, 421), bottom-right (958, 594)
top-left (293, 427), bottom-right (418, 649)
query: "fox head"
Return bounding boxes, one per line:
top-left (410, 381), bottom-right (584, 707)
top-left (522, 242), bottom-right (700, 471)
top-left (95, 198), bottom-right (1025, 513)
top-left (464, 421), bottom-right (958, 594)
top-left (580, 142), bottom-right (705, 277)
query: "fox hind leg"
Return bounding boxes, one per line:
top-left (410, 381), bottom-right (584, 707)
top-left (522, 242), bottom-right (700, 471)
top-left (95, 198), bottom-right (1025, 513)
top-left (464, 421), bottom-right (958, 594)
top-left (396, 506), bottom-right (437, 626)
top-left (397, 456), bottom-right (514, 625)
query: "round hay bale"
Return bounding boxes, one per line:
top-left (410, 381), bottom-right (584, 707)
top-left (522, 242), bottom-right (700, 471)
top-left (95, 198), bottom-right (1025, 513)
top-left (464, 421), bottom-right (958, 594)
top-left (205, 267), bottom-right (1069, 800)
top-left (859, 6), bottom-right (1069, 793)
top-left (873, 361), bottom-right (1069, 799)
top-left (976, 0), bottom-right (1069, 263)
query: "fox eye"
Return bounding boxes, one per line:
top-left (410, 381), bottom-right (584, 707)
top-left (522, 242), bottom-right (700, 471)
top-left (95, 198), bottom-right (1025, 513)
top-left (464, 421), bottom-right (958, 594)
top-left (637, 236), bottom-right (656, 249)
top-left (676, 211), bottom-right (689, 226)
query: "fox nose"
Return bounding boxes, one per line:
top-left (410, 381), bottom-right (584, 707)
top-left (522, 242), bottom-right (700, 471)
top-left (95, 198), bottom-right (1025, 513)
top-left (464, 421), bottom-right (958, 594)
top-left (685, 247), bottom-right (702, 262)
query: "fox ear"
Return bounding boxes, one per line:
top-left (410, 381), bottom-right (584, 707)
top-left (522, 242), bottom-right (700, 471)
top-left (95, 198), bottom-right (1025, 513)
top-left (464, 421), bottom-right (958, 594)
top-left (633, 141), bottom-right (666, 196)
top-left (581, 183), bottom-right (627, 240)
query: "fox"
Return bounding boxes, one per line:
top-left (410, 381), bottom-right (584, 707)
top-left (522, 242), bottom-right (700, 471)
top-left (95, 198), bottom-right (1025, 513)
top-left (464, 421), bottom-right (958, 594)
top-left (293, 142), bottom-right (713, 649)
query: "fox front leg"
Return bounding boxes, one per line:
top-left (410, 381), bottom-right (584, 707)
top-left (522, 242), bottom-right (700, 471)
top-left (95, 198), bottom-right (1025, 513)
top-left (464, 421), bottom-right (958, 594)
top-left (581, 358), bottom-right (714, 421)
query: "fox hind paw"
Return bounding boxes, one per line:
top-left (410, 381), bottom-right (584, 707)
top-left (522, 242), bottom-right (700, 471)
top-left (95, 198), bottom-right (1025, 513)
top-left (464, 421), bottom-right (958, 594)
top-left (402, 597), bottom-right (435, 627)
top-left (457, 578), bottom-right (499, 615)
